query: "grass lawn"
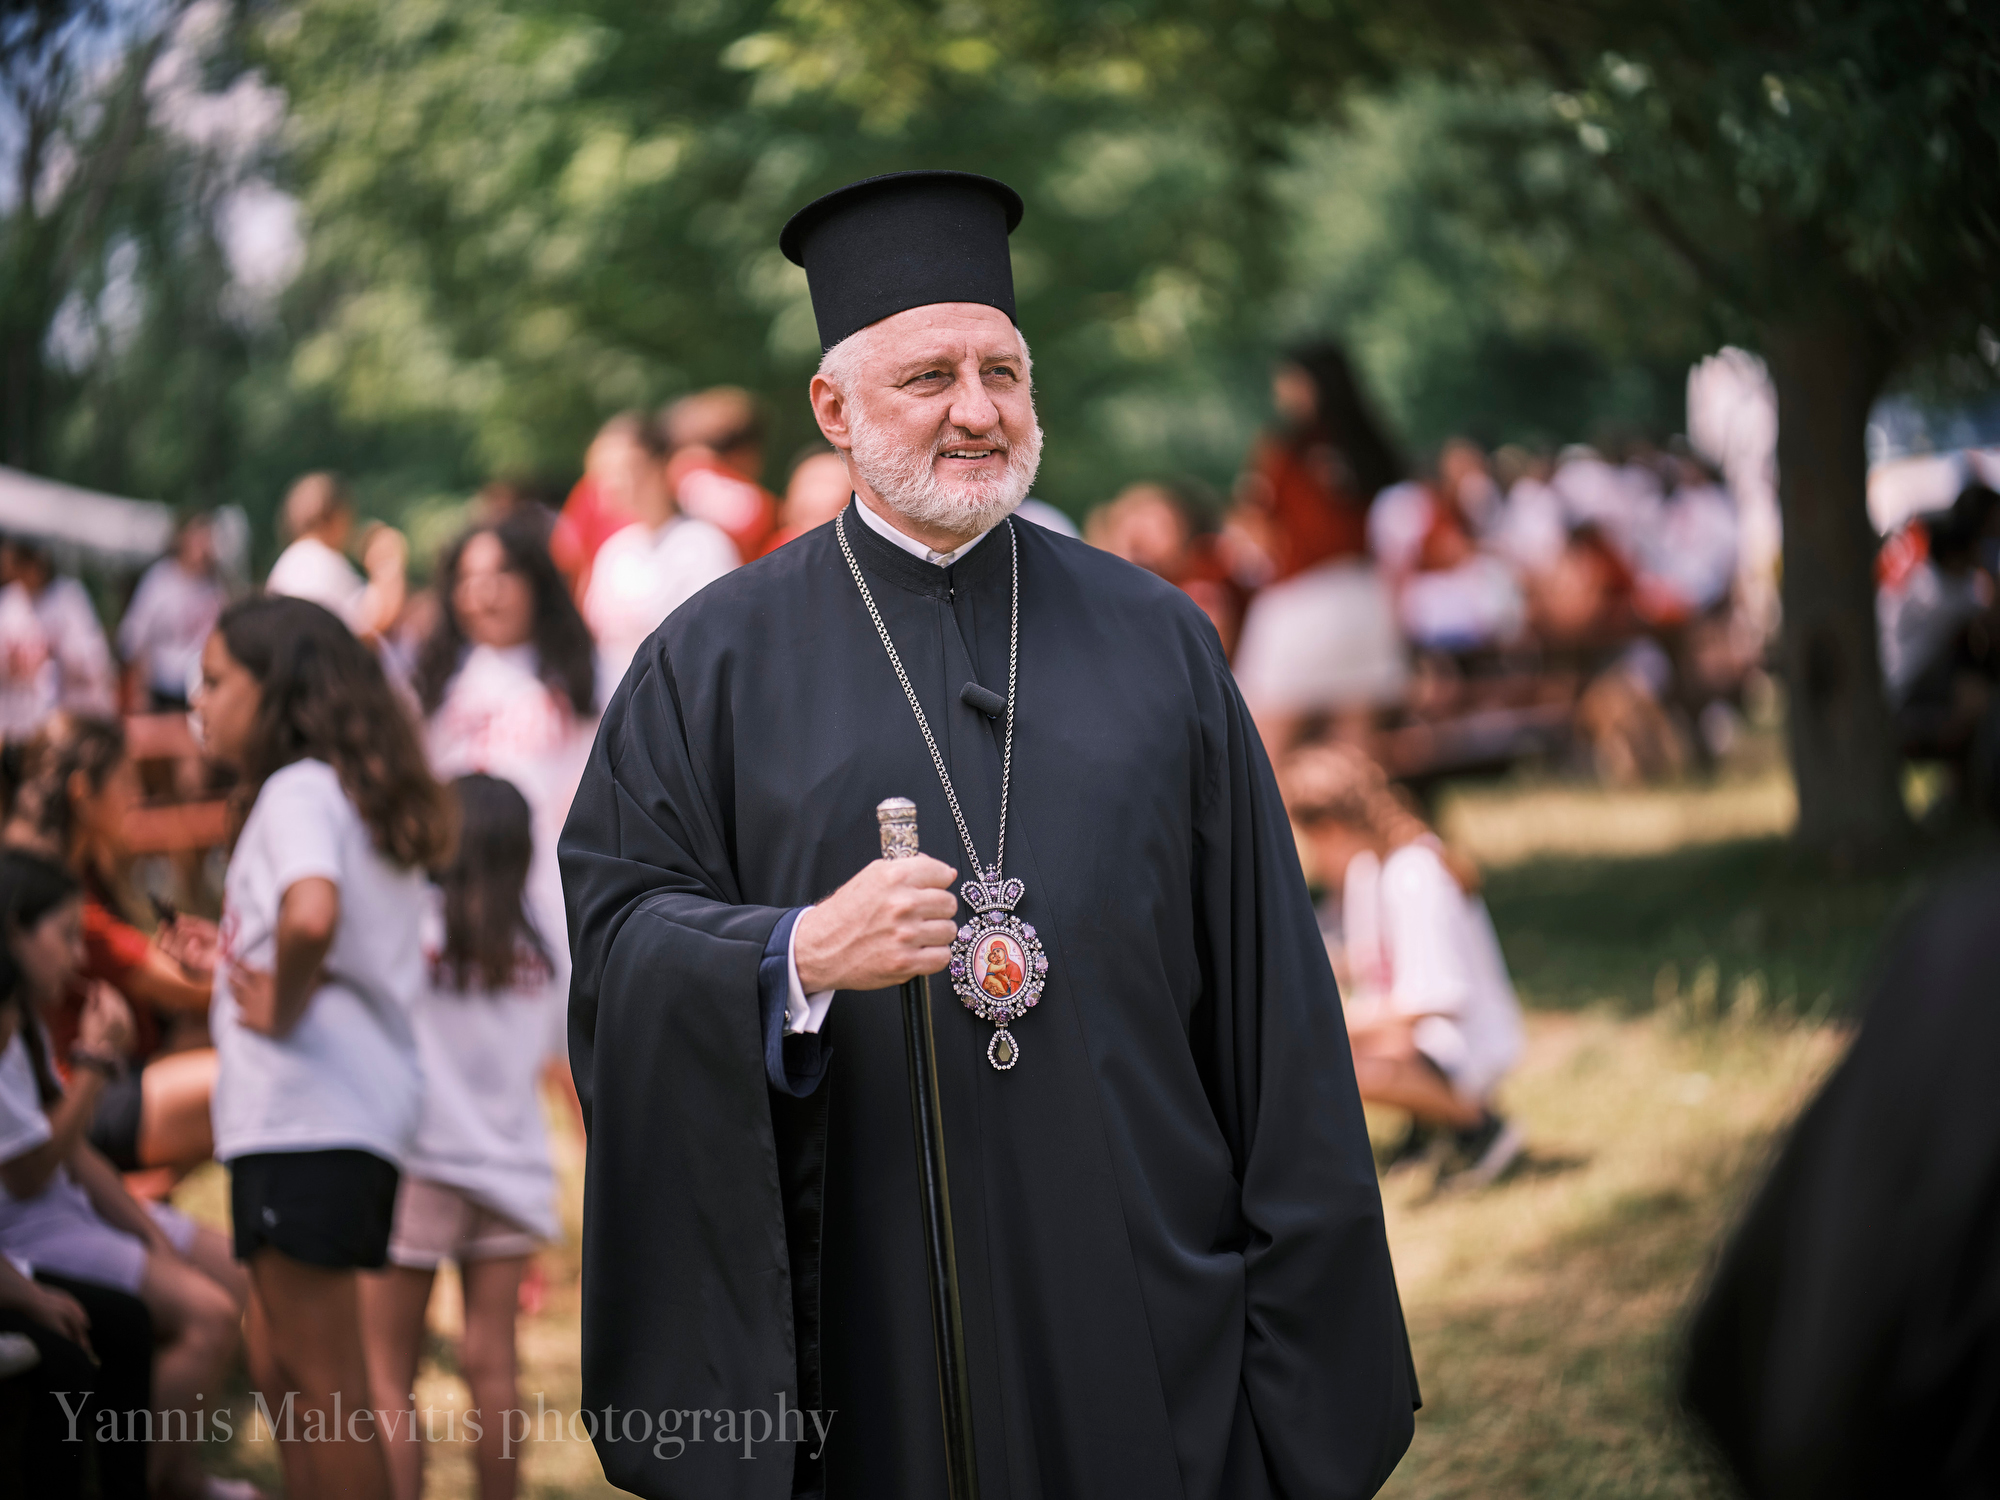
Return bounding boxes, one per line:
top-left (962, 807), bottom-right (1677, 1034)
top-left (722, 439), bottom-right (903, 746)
top-left (186, 762), bottom-right (1991, 1497)
top-left (1445, 762), bottom-right (1988, 1020)
top-left (1376, 1011), bottom-right (1840, 1498)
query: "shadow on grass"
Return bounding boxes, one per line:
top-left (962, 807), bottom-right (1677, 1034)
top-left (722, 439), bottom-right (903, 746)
top-left (1500, 1149), bottom-right (1592, 1184)
top-left (1386, 1119), bottom-right (1776, 1498)
top-left (1483, 832), bottom-right (1997, 1017)
top-left (1401, 1150), bottom-right (1593, 1207)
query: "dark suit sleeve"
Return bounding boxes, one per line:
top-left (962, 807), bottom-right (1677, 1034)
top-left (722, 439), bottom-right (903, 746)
top-left (1191, 640), bottom-right (1418, 1498)
top-left (560, 647), bottom-right (807, 1500)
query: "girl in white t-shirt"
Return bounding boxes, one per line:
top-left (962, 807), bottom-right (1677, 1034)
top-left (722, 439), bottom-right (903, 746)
top-left (1283, 744), bottom-right (1526, 1187)
top-left (196, 595), bottom-right (454, 1500)
top-left (360, 773), bottom-right (567, 1500)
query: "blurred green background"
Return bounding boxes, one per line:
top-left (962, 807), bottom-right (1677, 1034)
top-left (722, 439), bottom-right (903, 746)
top-left (7, 0), bottom-right (1995, 851)
top-left (1, 0), bottom-right (1878, 563)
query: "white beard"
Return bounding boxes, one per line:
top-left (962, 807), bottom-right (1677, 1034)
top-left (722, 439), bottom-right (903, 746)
top-left (846, 405), bottom-right (1043, 542)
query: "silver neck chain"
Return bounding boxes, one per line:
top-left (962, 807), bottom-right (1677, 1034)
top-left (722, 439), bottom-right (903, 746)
top-left (836, 509), bottom-right (1019, 882)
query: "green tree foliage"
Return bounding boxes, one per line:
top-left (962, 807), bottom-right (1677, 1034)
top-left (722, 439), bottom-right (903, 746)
top-left (263, 0), bottom-right (1291, 509)
top-left (1, 0), bottom-right (163, 473)
top-left (12, 0), bottom-right (1753, 543)
top-left (1471, 1), bottom-right (2000, 855)
top-left (18, 1), bottom-right (1995, 853)
top-left (0, 2), bottom-right (477, 552)
top-left (749, 0), bottom-right (2000, 854)
top-left (262, 0), bottom-right (1729, 514)
top-left (1272, 81), bottom-right (1716, 452)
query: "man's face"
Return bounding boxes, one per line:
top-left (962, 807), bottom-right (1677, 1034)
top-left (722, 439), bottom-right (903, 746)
top-left (812, 302), bottom-right (1042, 540)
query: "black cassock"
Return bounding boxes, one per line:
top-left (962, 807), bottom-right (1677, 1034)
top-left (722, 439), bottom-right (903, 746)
top-left (561, 503), bottom-right (1417, 1500)
top-left (1680, 860), bottom-right (2000, 1497)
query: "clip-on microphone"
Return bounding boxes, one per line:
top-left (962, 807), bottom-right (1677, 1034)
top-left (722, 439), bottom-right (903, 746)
top-left (959, 682), bottom-right (1006, 719)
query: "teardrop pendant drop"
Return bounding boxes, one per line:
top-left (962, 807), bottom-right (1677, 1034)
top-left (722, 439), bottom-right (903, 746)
top-left (987, 1027), bottom-right (1018, 1071)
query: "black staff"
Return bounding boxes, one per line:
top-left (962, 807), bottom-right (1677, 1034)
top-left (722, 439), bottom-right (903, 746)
top-left (877, 796), bottom-right (981, 1500)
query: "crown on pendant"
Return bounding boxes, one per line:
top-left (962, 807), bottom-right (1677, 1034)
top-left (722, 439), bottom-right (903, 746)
top-left (960, 874), bottom-right (1025, 913)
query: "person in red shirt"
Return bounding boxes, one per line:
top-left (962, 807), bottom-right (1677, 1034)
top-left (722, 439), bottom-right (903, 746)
top-left (1229, 341), bottom-right (1411, 754)
top-left (549, 412), bottom-right (647, 604)
top-left (1233, 342), bottom-right (1405, 583)
top-left (1086, 480), bottom-right (1248, 656)
top-left (661, 386), bottom-right (781, 561)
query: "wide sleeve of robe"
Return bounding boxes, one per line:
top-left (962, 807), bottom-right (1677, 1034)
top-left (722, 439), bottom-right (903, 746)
top-left (560, 646), bottom-right (807, 1500)
top-left (1190, 632), bottom-right (1419, 1497)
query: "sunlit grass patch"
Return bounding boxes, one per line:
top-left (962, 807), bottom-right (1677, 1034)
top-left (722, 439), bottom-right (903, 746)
top-left (1438, 763), bottom-right (1798, 869)
top-left (1452, 769), bottom-right (1989, 1019)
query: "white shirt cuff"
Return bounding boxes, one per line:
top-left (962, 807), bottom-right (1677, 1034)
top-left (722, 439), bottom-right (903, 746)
top-left (785, 906), bottom-right (836, 1035)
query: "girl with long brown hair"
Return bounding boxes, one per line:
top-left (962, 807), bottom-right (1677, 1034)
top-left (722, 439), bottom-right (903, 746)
top-left (1282, 743), bottom-right (1526, 1187)
top-left (362, 773), bottom-right (568, 1500)
top-left (196, 595), bottom-right (453, 1500)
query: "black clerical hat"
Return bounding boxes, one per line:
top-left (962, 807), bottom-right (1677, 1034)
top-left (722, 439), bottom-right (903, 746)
top-left (780, 171), bottom-right (1024, 351)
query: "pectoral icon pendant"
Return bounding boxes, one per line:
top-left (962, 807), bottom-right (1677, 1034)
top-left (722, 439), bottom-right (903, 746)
top-left (947, 873), bottom-right (1047, 1071)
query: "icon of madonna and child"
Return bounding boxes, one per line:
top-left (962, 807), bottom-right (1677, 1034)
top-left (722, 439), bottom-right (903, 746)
top-left (974, 934), bottom-right (1026, 1000)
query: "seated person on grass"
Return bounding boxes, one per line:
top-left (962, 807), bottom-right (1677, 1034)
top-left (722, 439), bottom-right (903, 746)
top-left (1283, 743), bottom-right (1526, 1186)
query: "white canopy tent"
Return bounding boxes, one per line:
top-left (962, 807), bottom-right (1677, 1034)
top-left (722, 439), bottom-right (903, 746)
top-left (0, 465), bottom-right (176, 567)
top-left (1867, 448), bottom-right (2000, 536)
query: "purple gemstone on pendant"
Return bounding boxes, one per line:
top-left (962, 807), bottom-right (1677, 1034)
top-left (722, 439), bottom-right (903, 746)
top-left (1022, 924), bottom-right (1037, 940)
top-left (957, 925), bottom-right (973, 941)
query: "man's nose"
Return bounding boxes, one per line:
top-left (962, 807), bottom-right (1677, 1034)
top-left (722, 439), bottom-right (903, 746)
top-left (947, 371), bottom-right (1001, 434)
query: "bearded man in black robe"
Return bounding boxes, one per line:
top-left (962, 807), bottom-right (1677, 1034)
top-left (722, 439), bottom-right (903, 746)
top-left (562, 170), bottom-right (1417, 1500)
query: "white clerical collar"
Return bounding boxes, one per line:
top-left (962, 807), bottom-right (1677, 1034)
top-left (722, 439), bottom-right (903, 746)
top-left (853, 494), bottom-right (992, 567)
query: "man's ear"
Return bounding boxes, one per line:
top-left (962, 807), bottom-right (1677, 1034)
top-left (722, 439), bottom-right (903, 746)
top-left (808, 375), bottom-right (852, 453)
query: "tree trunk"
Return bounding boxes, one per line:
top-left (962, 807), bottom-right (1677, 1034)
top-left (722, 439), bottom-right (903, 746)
top-left (1763, 309), bottom-right (1907, 859)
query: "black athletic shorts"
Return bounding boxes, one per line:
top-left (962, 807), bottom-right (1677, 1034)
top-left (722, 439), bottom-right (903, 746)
top-left (85, 1068), bottom-right (144, 1172)
top-left (230, 1149), bottom-right (400, 1270)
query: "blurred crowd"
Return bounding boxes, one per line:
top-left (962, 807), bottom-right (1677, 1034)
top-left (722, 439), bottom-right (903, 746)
top-left (1088, 342), bottom-right (1769, 789)
top-left (1873, 459), bottom-right (2000, 811)
top-left (0, 347), bottom-right (1790, 800)
top-left (0, 345), bottom-right (1971, 1497)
